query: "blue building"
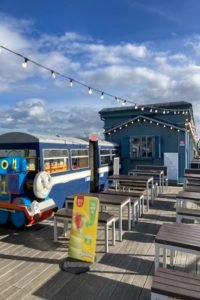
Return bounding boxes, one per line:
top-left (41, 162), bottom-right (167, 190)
top-left (99, 101), bottom-right (198, 183)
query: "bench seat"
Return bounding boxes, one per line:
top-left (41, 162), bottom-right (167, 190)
top-left (176, 207), bottom-right (200, 223)
top-left (54, 208), bottom-right (115, 253)
top-left (151, 267), bottom-right (200, 300)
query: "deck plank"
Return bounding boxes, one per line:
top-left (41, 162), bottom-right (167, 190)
top-left (0, 186), bottom-right (199, 300)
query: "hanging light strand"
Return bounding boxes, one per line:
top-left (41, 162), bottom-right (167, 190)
top-left (0, 44), bottom-right (192, 113)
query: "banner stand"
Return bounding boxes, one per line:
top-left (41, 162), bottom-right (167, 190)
top-left (59, 195), bottom-right (99, 274)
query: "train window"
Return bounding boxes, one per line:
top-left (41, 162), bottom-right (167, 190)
top-left (43, 149), bottom-right (69, 173)
top-left (100, 149), bottom-right (112, 166)
top-left (0, 149), bottom-right (37, 171)
top-left (71, 149), bottom-right (89, 170)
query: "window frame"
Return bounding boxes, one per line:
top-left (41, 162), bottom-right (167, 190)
top-left (43, 148), bottom-right (69, 173)
top-left (130, 135), bottom-right (155, 159)
top-left (70, 148), bottom-right (89, 171)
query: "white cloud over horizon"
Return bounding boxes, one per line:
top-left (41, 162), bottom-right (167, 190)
top-left (1, 13), bottom-right (200, 137)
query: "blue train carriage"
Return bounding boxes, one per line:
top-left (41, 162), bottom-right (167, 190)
top-left (0, 132), bottom-right (119, 228)
top-left (0, 156), bottom-right (55, 227)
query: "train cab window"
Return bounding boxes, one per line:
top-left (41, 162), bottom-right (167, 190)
top-left (100, 149), bottom-right (112, 166)
top-left (71, 149), bottom-right (89, 170)
top-left (0, 149), bottom-right (37, 171)
top-left (43, 149), bottom-right (69, 173)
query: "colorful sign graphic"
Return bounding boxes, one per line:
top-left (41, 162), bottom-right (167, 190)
top-left (68, 195), bottom-right (99, 263)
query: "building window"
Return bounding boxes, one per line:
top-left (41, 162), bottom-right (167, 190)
top-left (43, 149), bottom-right (69, 173)
top-left (130, 136), bottom-right (155, 159)
top-left (0, 149), bottom-right (37, 170)
top-left (71, 149), bottom-right (89, 170)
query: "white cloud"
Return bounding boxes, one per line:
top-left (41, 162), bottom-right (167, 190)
top-left (1, 13), bottom-right (200, 135)
top-left (0, 99), bottom-right (103, 137)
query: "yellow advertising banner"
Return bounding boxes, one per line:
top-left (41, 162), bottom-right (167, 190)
top-left (68, 195), bottom-right (99, 263)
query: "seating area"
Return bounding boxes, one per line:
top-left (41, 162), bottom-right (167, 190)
top-left (1, 185), bottom-right (200, 299)
top-left (151, 165), bottom-right (200, 299)
top-left (51, 163), bottom-right (200, 299)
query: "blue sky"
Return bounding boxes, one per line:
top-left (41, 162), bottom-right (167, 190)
top-left (0, 0), bottom-right (200, 137)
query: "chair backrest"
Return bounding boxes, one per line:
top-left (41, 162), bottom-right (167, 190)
top-left (136, 165), bottom-right (167, 176)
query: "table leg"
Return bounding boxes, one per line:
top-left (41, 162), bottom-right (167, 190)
top-left (132, 203), bottom-right (135, 227)
top-left (163, 248), bottom-right (167, 268)
top-left (170, 249), bottom-right (175, 266)
top-left (112, 220), bottom-right (115, 246)
top-left (105, 223), bottom-right (108, 253)
top-left (151, 180), bottom-right (154, 206)
top-left (162, 174), bottom-right (164, 193)
top-left (119, 206), bottom-right (122, 241)
top-left (159, 175), bottom-right (162, 194)
top-left (128, 201), bottom-right (131, 231)
top-left (155, 243), bottom-right (160, 272)
top-left (146, 182), bottom-right (149, 211)
top-left (54, 217), bottom-right (58, 242)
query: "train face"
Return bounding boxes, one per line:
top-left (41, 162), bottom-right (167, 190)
top-left (0, 157), bottom-right (56, 228)
top-left (0, 132), bottom-right (119, 227)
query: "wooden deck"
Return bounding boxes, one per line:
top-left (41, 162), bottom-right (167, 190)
top-left (0, 187), bottom-right (199, 300)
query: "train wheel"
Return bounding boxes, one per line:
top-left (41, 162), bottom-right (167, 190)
top-left (11, 211), bottom-right (26, 228)
top-left (0, 210), bottom-right (9, 224)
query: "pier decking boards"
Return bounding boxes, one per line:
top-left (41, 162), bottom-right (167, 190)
top-left (0, 187), bottom-right (199, 300)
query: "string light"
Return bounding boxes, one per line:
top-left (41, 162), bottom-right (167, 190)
top-left (88, 87), bottom-right (92, 95)
top-left (0, 44), bottom-right (194, 114)
top-left (100, 92), bottom-right (104, 100)
top-left (69, 79), bottom-right (73, 87)
top-left (51, 70), bottom-right (56, 79)
top-left (22, 58), bottom-right (28, 68)
top-left (105, 116), bottom-right (186, 136)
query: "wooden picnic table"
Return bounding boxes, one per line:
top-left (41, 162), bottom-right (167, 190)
top-left (176, 191), bottom-right (200, 211)
top-left (154, 223), bottom-right (200, 272)
top-left (65, 192), bottom-right (131, 242)
top-left (102, 189), bottom-right (144, 225)
top-left (128, 169), bottom-right (164, 193)
top-left (108, 174), bottom-right (153, 210)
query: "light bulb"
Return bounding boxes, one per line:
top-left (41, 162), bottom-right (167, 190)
top-left (150, 109), bottom-right (153, 112)
top-left (69, 79), bottom-right (73, 87)
top-left (88, 87), bottom-right (92, 95)
top-left (22, 58), bottom-right (28, 68)
top-left (135, 105), bottom-right (138, 109)
top-left (51, 71), bottom-right (56, 79)
top-left (155, 109), bottom-right (158, 113)
top-left (141, 107), bottom-right (144, 111)
top-left (100, 92), bottom-right (104, 100)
